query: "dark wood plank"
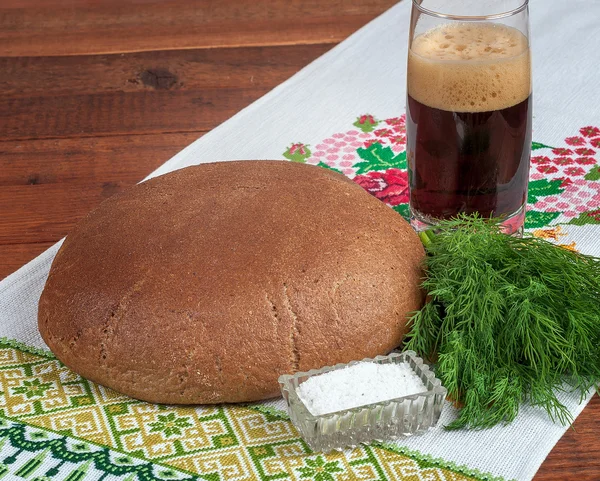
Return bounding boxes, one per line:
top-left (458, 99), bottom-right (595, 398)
top-left (0, 132), bottom-right (208, 249)
top-left (0, 0), bottom-right (397, 57)
top-left (0, 44), bottom-right (332, 97)
top-left (0, 183), bottom-right (132, 247)
top-left (0, 242), bottom-right (55, 280)
top-left (0, 44), bottom-right (331, 141)
top-left (535, 394), bottom-right (600, 481)
top-left (0, 132), bottom-right (200, 187)
top-left (0, 88), bottom-right (265, 140)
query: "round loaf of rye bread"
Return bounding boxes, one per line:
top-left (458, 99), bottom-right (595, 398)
top-left (38, 160), bottom-right (425, 404)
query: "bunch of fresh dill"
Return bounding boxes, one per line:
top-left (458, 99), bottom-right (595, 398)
top-left (404, 215), bottom-right (600, 430)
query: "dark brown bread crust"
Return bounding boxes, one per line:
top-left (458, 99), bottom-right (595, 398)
top-left (38, 160), bottom-right (425, 404)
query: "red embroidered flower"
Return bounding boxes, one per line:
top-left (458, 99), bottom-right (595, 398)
top-left (587, 208), bottom-right (600, 222)
top-left (385, 116), bottom-right (405, 126)
top-left (531, 155), bottom-right (551, 164)
top-left (353, 168), bottom-right (409, 206)
top-left (389, 119), bottom-right (406, 133)
top-left (590, 139), bottom-right (600, 148)
top-left (575, 157), bottom-right (596, 165)
top-left (565, 166), bottom-right (585, 176)
top-left (288, 143), bottom-right (307, 155)
top-left (357, 114), bottom-right (376, 125)
top-left (552, 148), bottom-right (573, 156)
top-left (389, 135), bottom-right (406, 145)
top-left (363, 138), bottom-right (378, 148)
top-left (557, 177), bottom-right (573, 187)
top-left (537, 165), bottom-right (558, 174)
top-left (374, 128), bottom-right (393, 138)
top-left (553, 157), bottom-right (573, 166)
top-left (580, 126), bottom-right (600, 138)
top-left (565, 137), bottom-right (586, 146)
top-left (575, 148), bottom-right (596, 156)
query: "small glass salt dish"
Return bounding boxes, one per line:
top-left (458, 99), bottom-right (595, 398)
top-left (278, 351), bottom-right (446, 452)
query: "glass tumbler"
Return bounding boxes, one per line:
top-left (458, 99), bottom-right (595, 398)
top-left (406, 0), bottom-right (532, 235)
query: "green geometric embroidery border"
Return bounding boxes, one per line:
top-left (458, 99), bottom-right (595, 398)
top-left (0, 338), bottom-right (509, 481)
top-left (0, 353), bottom-right (100, 418)
top-left (0, 337), bottom-right (55, 360)
top-left (373, 442), bottom-right (514, 481)
top-left (0, 416), bottom-right (202, 481)
top-left (246, 438), bottom-right (398, 481)
top-left (102, 404), bottom-right (240, 462)
top-left (245, 404), bottom-right (512, 481)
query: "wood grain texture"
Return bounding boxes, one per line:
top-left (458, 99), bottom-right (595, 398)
top-left (0, 0), bottom-right (598, 478)
top-left (0, 0), bottom-right (397, 56)
top-left (0, 133), bottom-right (200, 187)
top-left (0, 45), bottom-right (331, 97)
top-left (0, 183), bottom-right (117, 246)
top-left (0, 87), bottom-right (268, 140)
top-left (535, 395), bottom-right (600, 480)
top-left (0, 44), bottom-right (331, 140)
top-left (0, 242), bottom-right (55, 280)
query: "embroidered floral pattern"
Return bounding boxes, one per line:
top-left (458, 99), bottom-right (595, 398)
top-left (284, 143), bottom-right (312, 163)
top-left (12, 379), bottom-right (53, 399)
top-left (0, 342), bottom-right (484, 481)
top-left (148, 413), bottom-right (193, 438)
top-left (296, 456), bottom-right (344, 481)
top-left (353, 114), bottom-right (379, 133)
top-left (354, 169), bottom-right (409, 205)
top-left (286, 117), bottom-right (600, 230)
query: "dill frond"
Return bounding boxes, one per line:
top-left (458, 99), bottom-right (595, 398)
top-left (405, 214), bottom-right (600, 429)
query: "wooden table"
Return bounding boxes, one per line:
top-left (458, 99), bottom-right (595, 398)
top-left (0, 1), bottom-right (598, 479)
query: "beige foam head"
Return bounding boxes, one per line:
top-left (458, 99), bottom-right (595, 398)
top-left (408, 23), bottom-right (531, 112)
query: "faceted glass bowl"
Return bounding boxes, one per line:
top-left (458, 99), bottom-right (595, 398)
top-left (278, 351), bottom-right (447, 452)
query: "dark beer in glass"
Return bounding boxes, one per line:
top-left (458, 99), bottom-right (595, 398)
top-left (407, 1), bottom-right (532, 235)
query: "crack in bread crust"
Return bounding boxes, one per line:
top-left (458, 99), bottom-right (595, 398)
top-left (330, 273), bottom-right (353, 333)
top-left (98, 277), bottom-right (147, 367)
top-left (282, 283), bottom-right (300, 372)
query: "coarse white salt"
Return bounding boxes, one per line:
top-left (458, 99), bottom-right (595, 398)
top-left (297, 361), bottom-right (427, 416)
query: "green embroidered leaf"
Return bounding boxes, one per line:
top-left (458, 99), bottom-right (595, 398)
top-left (525, 211), bottom-right (560, 229)
top-left (148, 412), bottom-right (191, 437)
top-left (393, 203), bottom-right (410, 220)
top-left (148, 423), bottom-right (164, 433)
top-left (531, 142), bottom-right (555, 150)
top-left (316, 473), bottom-right (336, 481)
top-left (297, 457), bottom-right (342, 481)
top-left (323, 461), bottom-right (344, 473)
top-left (297, 467), bottom-right (313, 478)
top-left (12, 378), bottom-right (53, 398)
top-left (317, 162), bottom-right (343, 175)
top-left (283, 143), bottom-right (311, 163)
top-left (353, 115), bottom-right (379, 133)
top-left (159, 470), bottom-right (178, 479)
top-left (569, 209), bottom-right (600, 225)
top-left (584, 165), bottom-right (600, 181)
top-left (354, 142), bottom-right (407, 174)
top-left (527, 179), bottom-right (564, 204)
top-left (163, 426), bottom-right (183, 437)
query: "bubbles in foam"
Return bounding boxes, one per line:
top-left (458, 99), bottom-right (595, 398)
top-left (408, 23), bottom-right (531, 112)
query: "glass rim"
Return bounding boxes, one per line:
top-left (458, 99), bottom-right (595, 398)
top-left (411, 0), bottom-right (529, 21)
